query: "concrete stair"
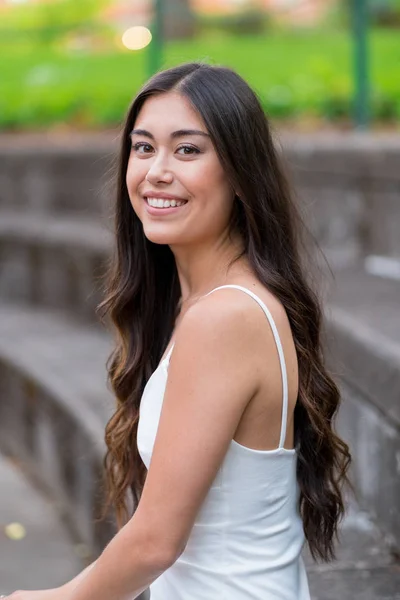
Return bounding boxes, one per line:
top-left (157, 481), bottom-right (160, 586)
top-left (306, 502), bottom-right (400, 599)
top-left (0, 454), bottom-right (83, 594)
top-left (0, 303), bottom-right (116, 558)
top-left (0, 136), bottom-right (122, 589)
top-left (0, 210), bottom-right (111, 320)
top-left (0, 133), bottom-right (399, 598)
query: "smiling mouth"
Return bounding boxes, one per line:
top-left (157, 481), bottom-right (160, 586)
top-left (145, 197), bottom-right (188, 209)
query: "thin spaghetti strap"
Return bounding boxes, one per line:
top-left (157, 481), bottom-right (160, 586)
top-left (165, 342), bottom-right (175, 363)
top-left (205, 284), bottom-right (289, 449)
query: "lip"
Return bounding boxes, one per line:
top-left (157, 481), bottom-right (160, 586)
top-left (143, 191), bottom-right (187, 201)
top-left (143, 196), bottom-right (188, 216)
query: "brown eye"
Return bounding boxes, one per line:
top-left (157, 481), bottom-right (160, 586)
top-left (133, 142), bottom-right (153, 153)
top-left (177, 145), bottom-right (200, 155)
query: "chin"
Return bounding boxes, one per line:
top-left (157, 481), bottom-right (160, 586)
top-left (143, 229), bottom-right (179, 246)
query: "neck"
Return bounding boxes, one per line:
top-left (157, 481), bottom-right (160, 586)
top-left (170, 234), bottom-right (249, 307)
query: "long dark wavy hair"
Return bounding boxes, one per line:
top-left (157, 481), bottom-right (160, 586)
top-left (97, 61), bottom-right (351, 562)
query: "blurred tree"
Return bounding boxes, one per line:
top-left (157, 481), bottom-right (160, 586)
top-left (334, 0), bottom-right (400, 27)
top-left (368, 0), bottom-right (400, 25)
top-left (163, 0), bottom-right (196, 39)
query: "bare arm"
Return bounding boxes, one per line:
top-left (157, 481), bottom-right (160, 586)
top-left (3, 563), bottom-right (98, 600)
top-left (67, 296), bottom-right (258, 600)
top-left (59, 562), bottom-right (97, 594)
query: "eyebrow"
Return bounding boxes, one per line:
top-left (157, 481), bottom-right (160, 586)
top-left (130, 128), bottom-right (210, 140)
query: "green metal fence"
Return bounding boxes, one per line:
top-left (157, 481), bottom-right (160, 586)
top-left (148, 0), bottom-right (373, 129)
top-left (352, 0), bottom-right (370, 128)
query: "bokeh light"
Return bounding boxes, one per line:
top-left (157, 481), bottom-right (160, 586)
top-left (122, 26), bottom-right (152, 51)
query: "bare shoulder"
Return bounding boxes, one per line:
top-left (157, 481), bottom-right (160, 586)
top-left (171, 281), bottom-right (292, 388)
top-left (187, 282), bottom-right (291, 342)
top-left (175, 285), bottom-right (264, 357)
top-left (132, 282), bottom-right (296, 559)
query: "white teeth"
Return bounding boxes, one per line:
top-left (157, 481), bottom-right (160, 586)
top-left (146, 197), bottom-right (187, 209)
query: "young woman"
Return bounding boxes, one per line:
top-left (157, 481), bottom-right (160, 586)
top-left (6, 62), bottom-right (350, 600)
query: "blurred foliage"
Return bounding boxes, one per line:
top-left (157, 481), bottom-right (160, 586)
top-left (0, 0), bottom-right (112, 47)
top-left (0, 19), bottom-right (399, 130)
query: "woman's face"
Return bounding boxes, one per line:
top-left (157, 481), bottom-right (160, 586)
top-left (126, 91), bottom-right (235, 247)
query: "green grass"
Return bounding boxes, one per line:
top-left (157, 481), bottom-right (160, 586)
top-left (0, 28), bottom-right (399, 130)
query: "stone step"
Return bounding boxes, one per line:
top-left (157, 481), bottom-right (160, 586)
top-left (0, 301), bottom-right (113, 426)
top-left (322, 264), bottom-right (400, 553)
top-left (1, 132), bottom-right (400, 262)
top-left (0, 134), bottom-right (117, 217)
top-left (2, 454), bottom-right (398, 600)
top-left (325, 264), bottom-right (400, 345)
top-left (324, 263), bottom-right (400, 428)
top-left (0, 450), bottom-right (148, 600)
top-left (0, 210), bottom-right (112, 321)
top-left (0, 299), bottom-right (399, 598)
top-left (306, 502), bottom-right (400, 600)
top-left (0, 302), bottom-right (116, 555)
top-left (0, 453), bottom-right (83, 593)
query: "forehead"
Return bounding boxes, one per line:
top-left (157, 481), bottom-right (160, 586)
top-left (134, 91), bottom-right (206, 132)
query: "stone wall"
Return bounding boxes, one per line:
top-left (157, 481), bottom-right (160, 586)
top-left (1, 132), bottom-right (399, 267)
top-left (280, 132), bottom-right (400, 266)
top-left (325, 301), bottom-right (400, 550)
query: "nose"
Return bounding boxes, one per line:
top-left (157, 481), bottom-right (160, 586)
top-left (145, 151), bottom-right (173, 185)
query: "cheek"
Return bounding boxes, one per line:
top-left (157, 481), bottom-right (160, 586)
top-left (185, 160), bottom-right (233, 223)
top-left (126, 158), bottom-right (138, 192)
top-left (201, 164), bottom-right (233, 214)
top-left (126, 160), bottom-right (146, 197)
top-left (126, 160), bottom-right (143, 210)
top-left (185, 156), bottom-right (230, 198)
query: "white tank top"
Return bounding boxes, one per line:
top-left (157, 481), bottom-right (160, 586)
top-left (137, 285), bottom-right (310, 600)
